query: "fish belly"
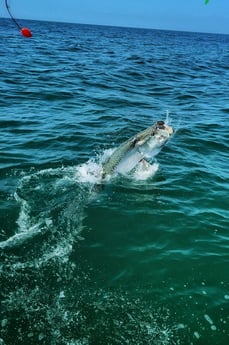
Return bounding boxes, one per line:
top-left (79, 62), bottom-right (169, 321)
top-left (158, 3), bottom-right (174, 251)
top-left (114, 149), bottom-right (143, 175)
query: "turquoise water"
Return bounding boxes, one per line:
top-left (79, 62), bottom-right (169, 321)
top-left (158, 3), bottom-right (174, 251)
top-left (0, 19), bottom-right (228, 344)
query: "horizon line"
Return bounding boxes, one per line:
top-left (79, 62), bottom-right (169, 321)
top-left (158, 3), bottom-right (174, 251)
top-left (1, 16), bottom-right (228, 36)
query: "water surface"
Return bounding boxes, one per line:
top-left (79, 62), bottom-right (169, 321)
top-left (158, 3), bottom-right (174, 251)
top-left (0, 19), bottom-right (228, 344)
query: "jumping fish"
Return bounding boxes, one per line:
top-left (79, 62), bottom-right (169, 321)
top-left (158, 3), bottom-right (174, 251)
top-left (102, 120), bottom-right (173, 178)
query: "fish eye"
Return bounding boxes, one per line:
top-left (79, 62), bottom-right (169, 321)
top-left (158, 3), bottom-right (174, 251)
top-left (156, 120), bottom-right (165, 129)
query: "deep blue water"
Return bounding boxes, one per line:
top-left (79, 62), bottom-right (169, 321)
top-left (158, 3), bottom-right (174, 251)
top-left (0, 19), bottom-right (229, 344)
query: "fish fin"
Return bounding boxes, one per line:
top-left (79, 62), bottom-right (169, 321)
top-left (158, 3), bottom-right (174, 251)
top-left (139, 159), bottom-right (151, 169)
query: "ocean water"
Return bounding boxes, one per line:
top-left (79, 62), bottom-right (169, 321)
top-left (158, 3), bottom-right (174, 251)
top-left (0, 18), bottom-right (228, 345)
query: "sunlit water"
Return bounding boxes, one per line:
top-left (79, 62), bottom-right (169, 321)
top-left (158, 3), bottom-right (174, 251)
top-left (0, 19), bottom-right (228, 344)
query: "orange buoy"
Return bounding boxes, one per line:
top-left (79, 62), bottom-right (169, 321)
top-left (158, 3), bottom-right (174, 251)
top-left (5, 0), bottom-right (33, 38)
top-left (21, 27), bottom-right (32, 38)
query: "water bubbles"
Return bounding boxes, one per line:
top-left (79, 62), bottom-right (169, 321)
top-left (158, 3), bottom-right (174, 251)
top-left (59, 291), bottom-right (65, 298)
top-left (38, 333), bottom-right (45, 341)
top-left (194, 331), bottom-right (200, 339)
top-left (204, 314), bottom-right (217, 332)
top-left (1, 319), bottom-right (7, 328)
top-left (204, 314), bottom-right (214, 325)
top-left (176, 323), bottom-right (185, 330)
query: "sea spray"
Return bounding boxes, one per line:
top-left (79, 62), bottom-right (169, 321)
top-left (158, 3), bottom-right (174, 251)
top-left (0, 161), bottom-right (184, 345)
top-left (0, 146), bottom-right (184, 344)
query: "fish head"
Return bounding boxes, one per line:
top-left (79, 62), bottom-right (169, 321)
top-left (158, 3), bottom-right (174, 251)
top-left (153, 120), bottom-right (173, 144)
top-left (137, 120), bottom-right (173, 159)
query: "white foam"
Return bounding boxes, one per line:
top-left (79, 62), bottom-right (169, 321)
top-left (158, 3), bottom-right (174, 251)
top-left (75, 149), bottom-right (115, 184)
top-left (76, 160), bottom-right (103, 184)
top-left (0, 166), bottom-right (85, 252)
top-left (0, 188), bottom-right (53, 250)
top-left (133, 161), bottom-right (159, 181)
top-left (1, 144), bottom-right (161, 252)
top-left (14, 193), bottom-right (31, 233)
top-left (41, 242), bottom-right (73, 264)
top-left (0, 222), bottom-right (44, 250)
top-left (75, 148), bottom-right (160, 184)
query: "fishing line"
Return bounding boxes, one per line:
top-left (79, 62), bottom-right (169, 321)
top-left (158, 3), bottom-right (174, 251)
top-left (5, 0), bottom-right (32, 37)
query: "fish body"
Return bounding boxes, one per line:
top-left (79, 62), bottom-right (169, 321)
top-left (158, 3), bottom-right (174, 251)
top-left (102, 120), bottom-right (173, 178)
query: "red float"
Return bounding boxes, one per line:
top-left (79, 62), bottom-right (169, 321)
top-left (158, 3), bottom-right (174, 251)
top-left (5, 0), bottom-right (32, 38)
top-left (21, 27), bottom-right (32, 38)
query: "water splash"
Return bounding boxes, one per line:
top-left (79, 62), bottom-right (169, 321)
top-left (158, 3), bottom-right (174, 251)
top-left (0, 146), bottom-right (160, 251)
top-left (0, 149), bottom-right (183, 345)
top-left (133, 161), bottom-right (159, 181)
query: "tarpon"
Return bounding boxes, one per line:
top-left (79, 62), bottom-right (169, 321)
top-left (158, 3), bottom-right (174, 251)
top-left (102, 120), bottom-right (173, 178)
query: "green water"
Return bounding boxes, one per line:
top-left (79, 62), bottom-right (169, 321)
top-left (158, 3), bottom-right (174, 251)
top-left (0, 20), bottom-right (228, 344)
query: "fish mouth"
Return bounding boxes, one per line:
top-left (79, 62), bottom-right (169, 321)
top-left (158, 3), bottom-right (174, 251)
top-left (156, 120), bottom-right (173, 134)
top-left (154, 121), bottom-right (173, 142)
top-left (156, 120), bottom-right (166, 129)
